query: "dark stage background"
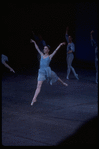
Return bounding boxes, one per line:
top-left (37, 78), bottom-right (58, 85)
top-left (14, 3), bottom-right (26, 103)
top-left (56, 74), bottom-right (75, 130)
top-left (2, 2), bottom-right (98, 72)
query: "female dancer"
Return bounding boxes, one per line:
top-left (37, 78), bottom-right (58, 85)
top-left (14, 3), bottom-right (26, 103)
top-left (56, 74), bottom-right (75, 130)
top-left (30, 39), bottom-right (68, 106)
top-left (65, 27), bottom-right (79, 80)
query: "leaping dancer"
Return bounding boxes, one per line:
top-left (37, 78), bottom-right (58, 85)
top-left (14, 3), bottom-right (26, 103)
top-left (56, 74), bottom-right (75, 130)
top-left (30, 39), bottom-right (68, 106)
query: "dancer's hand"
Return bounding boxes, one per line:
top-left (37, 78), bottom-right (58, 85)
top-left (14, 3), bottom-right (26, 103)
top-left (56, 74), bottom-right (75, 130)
top-left (30, 39), bottom-right (35, 43)
top-left (60, 42), bottom-right (66, 46)
top-left (90, 30), bottom-right (94, 34)
top-left (10, 68), bottom-right (15, 73)
top-left (68, 50), bottom-right (72, 54)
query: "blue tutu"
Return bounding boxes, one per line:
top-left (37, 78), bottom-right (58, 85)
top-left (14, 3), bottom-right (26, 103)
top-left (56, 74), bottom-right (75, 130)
top-left (38, 56), bottom-right (58, 85)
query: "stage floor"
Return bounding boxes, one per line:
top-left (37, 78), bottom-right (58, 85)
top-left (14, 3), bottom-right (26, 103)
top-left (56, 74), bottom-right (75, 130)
top-left (2, 68), bottom-right (98, 146)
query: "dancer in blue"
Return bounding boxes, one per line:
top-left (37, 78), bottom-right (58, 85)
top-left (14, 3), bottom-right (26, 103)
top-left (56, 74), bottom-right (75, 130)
top-left (65, 26), bottom-right (79, 80)
top-left (30, 39), bottom-right (68, 106)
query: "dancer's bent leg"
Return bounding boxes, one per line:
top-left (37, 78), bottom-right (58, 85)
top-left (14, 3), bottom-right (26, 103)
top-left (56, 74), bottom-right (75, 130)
top-left (66, 55), bottom-right (73, 79)
top-left (71, 66), bottom-right (79, 80)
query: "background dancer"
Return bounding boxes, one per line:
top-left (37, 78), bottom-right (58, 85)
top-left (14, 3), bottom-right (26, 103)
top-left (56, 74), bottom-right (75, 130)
top-left (30, 39), bottom-right (68, 106)
top-left (65, 26), bottom-right (79, 80)
top-left (1, 54), bottom-right (15, 73)
top-left (90, 30), bottom-right (98, 84)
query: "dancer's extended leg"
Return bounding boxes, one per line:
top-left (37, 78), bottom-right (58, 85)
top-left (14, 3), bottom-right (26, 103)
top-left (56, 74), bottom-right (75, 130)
top-left (58, 78), bottom-right (68, 86)
top-left (71, 66), bottom-right (79, 80)
top-left (31, 81), bottom-right (43, 106)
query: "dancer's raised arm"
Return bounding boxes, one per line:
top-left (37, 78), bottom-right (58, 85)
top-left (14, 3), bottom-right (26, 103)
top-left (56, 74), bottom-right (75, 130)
top-left (65, 26), bottom-right (69, 43)
top-left (90, 30), bottom-right (94, 40)
top-left (90, 30), bottom-right (97, 48)
top-left (50, 42), bottom-right (66, 60)
top-left (30, 39), bottom-right (44, 56)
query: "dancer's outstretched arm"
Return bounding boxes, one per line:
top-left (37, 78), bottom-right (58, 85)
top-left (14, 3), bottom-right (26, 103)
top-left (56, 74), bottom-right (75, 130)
top-left (30, 39), bottom-right (44, 56)
top-left (50, 42), bottom-right (66, 59)
top-left (65, 26), bottom-right (69, 43)
top-left (3, 62), bottom-right (15, 73)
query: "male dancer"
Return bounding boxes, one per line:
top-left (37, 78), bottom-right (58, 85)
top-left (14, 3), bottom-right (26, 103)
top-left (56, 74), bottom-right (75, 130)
top-left (65, 26), bottom-right (79, 80)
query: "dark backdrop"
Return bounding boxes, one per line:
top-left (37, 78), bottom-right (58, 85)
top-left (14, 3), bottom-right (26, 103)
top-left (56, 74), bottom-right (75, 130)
top-left (2, 2), bottom-right (98, 71)
top-left (75, 2), bottom-right (98, 62)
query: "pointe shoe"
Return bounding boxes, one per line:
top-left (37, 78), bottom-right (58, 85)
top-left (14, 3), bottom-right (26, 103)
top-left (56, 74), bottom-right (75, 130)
top-left (31, 101), bottom-right (34, 106)
top-left (66, 76), bottom-right (69, 80)
top-left (76, 74), bottom-right (79, 80)
top-left (63, 83), bottom-right (68, 86)
top-left (31, 99), bottom-right (37, 106)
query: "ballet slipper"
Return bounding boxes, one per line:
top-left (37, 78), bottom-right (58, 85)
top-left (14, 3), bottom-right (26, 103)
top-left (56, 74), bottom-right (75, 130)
top-left (76, 74), bottom-right (79, 80)
top-left (63, 83), bottom-right (68, 86)
top-left (31, 98), bottom-right (37, 106)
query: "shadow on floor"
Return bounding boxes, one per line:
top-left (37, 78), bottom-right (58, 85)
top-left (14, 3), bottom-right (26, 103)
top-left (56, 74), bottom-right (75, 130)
top-left (57, 116), bottom-right (98, 145)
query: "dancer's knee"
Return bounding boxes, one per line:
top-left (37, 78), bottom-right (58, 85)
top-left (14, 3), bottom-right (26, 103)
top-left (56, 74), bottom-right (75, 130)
top-left (37, 84), bottom-right (41, 89)
top-left (71, 66), bottom-right (74, 70)
top-left (67, 65), bottom-right (71, 70)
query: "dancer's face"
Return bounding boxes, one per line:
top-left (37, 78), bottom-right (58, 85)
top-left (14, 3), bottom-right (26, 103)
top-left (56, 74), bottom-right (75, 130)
top-left (68, 36), bottom-right (72, 43)
top-left (43, 46), bottom-right (50, 54)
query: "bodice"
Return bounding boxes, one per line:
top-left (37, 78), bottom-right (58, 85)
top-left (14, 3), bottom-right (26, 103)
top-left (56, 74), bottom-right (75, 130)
top-left (40, 56), bottom-right (51, 69)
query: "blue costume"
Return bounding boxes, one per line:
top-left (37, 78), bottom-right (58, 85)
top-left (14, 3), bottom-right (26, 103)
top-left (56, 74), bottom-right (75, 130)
top-left (65, 34), bottom-right (79, 80)
top-left (91, 39), bottom-right (98, 83)
top-left (38, 56), bottom-right (58, 85)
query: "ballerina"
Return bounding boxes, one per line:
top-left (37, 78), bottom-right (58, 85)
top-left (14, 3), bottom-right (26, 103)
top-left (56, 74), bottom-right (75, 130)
top-left (30, 39), bottom-right (68, 106)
